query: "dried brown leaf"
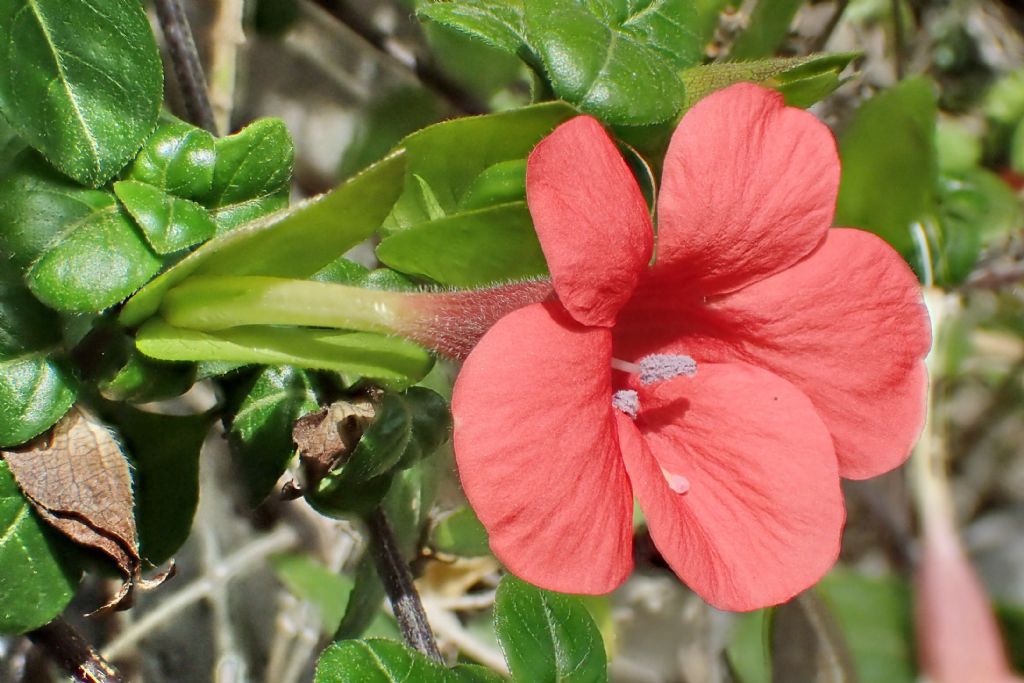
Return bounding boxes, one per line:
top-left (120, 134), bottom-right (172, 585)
top-left (293, 400), bottom-right (375, 486)
top-left (1, 406), bottom-right (170, 613)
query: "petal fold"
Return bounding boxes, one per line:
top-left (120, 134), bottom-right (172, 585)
top-left (452, 302), bottom-right (633, 594)
top-left (617, 363), bottom-right (844, 611)
top-left (527, 116), bottom-right (653, 327)
top-left (655, 83), bottom-right (839, 294)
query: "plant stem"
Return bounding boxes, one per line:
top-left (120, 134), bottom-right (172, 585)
top-left (208, 0), bottom-right (246, 134)
top-left (810, 0), bottom-right (849, 52)
top-left (27, 617), bottom-right (124, 683)
top-left (890, 0), bottom-right (906, 80)
top-left (154, 0), bottom-right (219, 133)
top-left (368, 508), bottom-right (443, 662)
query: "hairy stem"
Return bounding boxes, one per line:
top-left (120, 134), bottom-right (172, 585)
top-left (368, 508), bottom-right (442, 662)
top-left (154, 0), bottom-right (219, 133)
top-left (27, 617), bottom-right (124, 683)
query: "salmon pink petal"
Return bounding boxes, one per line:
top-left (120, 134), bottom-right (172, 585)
top-left (655, 83), bottom-right (839, 295)
top-left (527, 116), bottom-right (653, 327)
top-left (706, 229), bottom-right (930, 479)
top-left (452, 301), bottom-right (634, 594)
top-left (616, 363), bottom-right (844, 611)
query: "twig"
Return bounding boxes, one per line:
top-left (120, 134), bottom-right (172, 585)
top-left (102, 526), bottom-right (299, 661)
top-left (810, 0), bottom-right (850, 52)
top-left (890, 0), bottom-right (905, 79)
top-left (308, 0), bottom-right (487, 115)
top-left (368, 508), bottom-right (442, 662)
top-left (27, 617), bottom-right (124, 683)
top-left (154, 0), bottom-right (219, 133)
top-left (208, 0), bottom-right (246, 133)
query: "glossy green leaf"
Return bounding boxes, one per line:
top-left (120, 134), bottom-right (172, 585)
top-left (135, 320), bottom-right (434, 385)
top-left (836, 77), bottom-right (937, 256)
top-left (230, 366), bottom-right (318, 504)
top-left (385, 103), bottom-right (573, 230)
top-left (115, 180), bottom-right (217, 254)
top-left (107, 406), bottom-right (211, 565)
top-left (417, 0), bottom-right (526, 54)
top-left (495, 575), bottom-right (608, 682)
top-left (524, 0), bottom-right (701, 125)
top-left (315, 638), bottom-right (503, 683)
top-left (432, 506), bottom-right (490, 557)
top-left (377, 202), bottom-right (546, 286)
top-left (119, 150), bottom-right (406, 326)
top-left (0, 0), bottom-right (162, 186)
top-left (0, 459), bottom-right (80, 634)
top-left (271, 553), bottom-right (354, 635)
top-left (681, 53), bottom-right (857, 110)
top-left (203, 117), bottom-right (294, 232)
top-left (125, 119), bottom-right (216, 199)
top-left (0, 152), bottom-right (161, 312)
top-left (0, 281), bottom-right (75, 447)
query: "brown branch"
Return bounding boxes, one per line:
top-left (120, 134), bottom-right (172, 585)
top-left (154, 0), bottom-right (218, 134)
top-left (27, 617), bottom-right (124, 683)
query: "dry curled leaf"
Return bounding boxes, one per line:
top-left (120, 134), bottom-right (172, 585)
top-left (292, 399), bottom-right (375, 487)
top-left (1, 406), bottom-right (171, 613)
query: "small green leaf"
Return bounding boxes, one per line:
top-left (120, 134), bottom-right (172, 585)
top-left (98, 352), bottom-right (196, 403)
top-left (377, 202), bottom-right (546, 286)
top-left (135, 320), bottom-right (434, 385)
top-left (105, 406), bottom-right (211, 565)
top-left (524, 0), bottom-right (701, 125)
top-left (126, 119), bottom-right (217, 199)
top-left (271, 553), bottom-right (354, 635)
top-left (0, 459), bottom-right (81, 634)
top-left (385, 103), bottom-right (574, 230)
top-left (432, 506), bottom-right (491, 557)
top-left (203, 117), bottom-right (294, 232)
top-left (315, 638), bottom-right (503, 683)
top-left (495, 574), bottom-right (608, 682)
top-left (115, 180), bottom-right (217, 254)
top-left (728, 0), bottom-right (804, 60)
top-left (0, 281), bottom-right (75, 447)
top-left (418, 0), bottom-right (526, 54)
top-left (230, 366), bottom-right (318, 504)
top-left (0, 0), bottom-right (163, 186)
top-left (120, 150), bottom-right (406, 326)
top-left (457, 159), bottom-right (526, 211)
top-left (836, 77), bottom-right (938, 257)
top-left (0, 152), bottom-right (161, 312)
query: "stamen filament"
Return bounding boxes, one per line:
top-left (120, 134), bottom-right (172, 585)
top-left (611, 358), bottom-right (642, 374)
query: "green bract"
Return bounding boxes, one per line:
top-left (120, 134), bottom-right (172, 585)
top-left (0, 0), bottom-right (163, 187)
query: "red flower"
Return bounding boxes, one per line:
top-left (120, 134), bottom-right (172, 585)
top-left (451, 83), bottom-right (931, 610)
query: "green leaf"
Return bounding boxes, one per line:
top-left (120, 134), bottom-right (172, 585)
top-left (135, 320), bottom-right (434, 385)
top-left (494, 574), bottom-right (608, 682)
top-left (418, 0), bottom-right (526, 54)
top-left (315, 638), bottom-right (503, 683)
top-left (377, 202), bottom-right (546, 286)
top-left (457, 159), bottom-right (526, 211)
top-left (0, 0), bottom-right (162, 186)
top-left (105, 406), bottom-right (211, 565)
top-left (836, 77), bottom-right (937, 256)
top-left (385, 103), bottom-right (574, 230)
top-left (271, 553), bottom-right (354, 635)
top-left (335, 552), bottom-right (389, 640)
top-left (680, 53), bottom-right (858, 110)
top-left (203, 117), bottom-right (294, 232)
top-left (119, 150), bottom-right (406, 326)
top-left (432, 506), bottom-right (490, 557)
top-left (728, 0), bottom-right (804, 60)
top-left (524, 0), bottom-right (701, 125)
top-left (0, 459), bottom-right (80, 634)
top-left (125, 119), bottom-right (216, 200)
top-left (0, 280), bottom-right (75, 447)
top-left (230, 366), bottom-right (318, 504)
top-left (98, 352), bottom-right (196, 403)
top-left (115, 180), bottom-right (217, 254)
top-left (0, 152), bottom-right (161, 312)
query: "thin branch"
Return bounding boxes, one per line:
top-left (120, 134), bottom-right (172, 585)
top-left (368, 508), bottom-right (443, 662)
top-left (890, 0), bottom-right (905, 79)
top-left (810, 0), bottom-right (850, 53)
top-left (208, 0), bottom-right (246, 133)
top-left (27, 617), bottom-right (124, 683)
top-left (308, 0), bottom-right (488, 115)
top-left (154, 0), bottom-right (219, 133)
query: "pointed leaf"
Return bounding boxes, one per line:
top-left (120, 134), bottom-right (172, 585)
top-left (0, 0), bottom-right (163, 186)
top-left (125, 119), bottom-right (216, 200)
top-left (0, 459), bottom-right (80, 634)
top-left (494, 574), bottom-right (608, 682)
top-left (315, 638), bottom-right (503, 683)
top-left (115, 180), bottom-right (217, 254)
top-left (418, 0), bottom-right (526, 54)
